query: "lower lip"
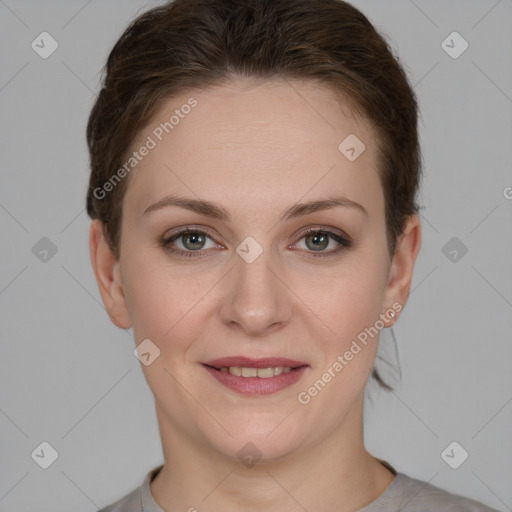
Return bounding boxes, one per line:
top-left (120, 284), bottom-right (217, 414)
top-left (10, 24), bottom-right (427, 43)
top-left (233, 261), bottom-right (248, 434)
top-left (203, 365), bottom-right (308, 396)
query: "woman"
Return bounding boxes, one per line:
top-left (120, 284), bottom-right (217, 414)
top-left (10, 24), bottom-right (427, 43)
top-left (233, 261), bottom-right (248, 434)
top-left (87, 0), bottom-right (499, 510)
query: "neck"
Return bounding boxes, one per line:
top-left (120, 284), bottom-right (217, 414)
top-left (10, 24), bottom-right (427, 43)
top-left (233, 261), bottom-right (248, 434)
top-left (150, 394), bottom-right (395, 512)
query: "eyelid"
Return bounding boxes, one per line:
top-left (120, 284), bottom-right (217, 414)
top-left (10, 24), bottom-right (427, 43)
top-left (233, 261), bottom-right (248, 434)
top-left (162, 224), bottom-right (221, 244)
top-left (292, 225), bottom-right (351, 244)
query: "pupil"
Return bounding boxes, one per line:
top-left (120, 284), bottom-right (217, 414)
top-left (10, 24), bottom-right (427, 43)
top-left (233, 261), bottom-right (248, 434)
top-left (307, 232), bottom-right (328, 251)
top-left (185, 233), bottom-right (204, 250)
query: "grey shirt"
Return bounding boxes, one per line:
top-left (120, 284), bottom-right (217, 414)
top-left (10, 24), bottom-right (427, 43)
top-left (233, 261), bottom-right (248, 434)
top-left (98, 462), bottom-right (500, 512)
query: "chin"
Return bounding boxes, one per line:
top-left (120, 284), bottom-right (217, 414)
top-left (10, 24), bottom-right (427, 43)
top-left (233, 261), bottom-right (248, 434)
top-left (198, 410), bottom-right (307, 465)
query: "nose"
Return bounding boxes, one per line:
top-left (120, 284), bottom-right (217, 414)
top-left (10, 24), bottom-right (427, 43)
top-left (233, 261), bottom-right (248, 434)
top-left (219, 248), bottom-right (293, 336)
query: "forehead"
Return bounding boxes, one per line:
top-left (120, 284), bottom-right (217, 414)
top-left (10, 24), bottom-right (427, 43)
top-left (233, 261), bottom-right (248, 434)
top-left (123, 79), bottom-right (383, 221)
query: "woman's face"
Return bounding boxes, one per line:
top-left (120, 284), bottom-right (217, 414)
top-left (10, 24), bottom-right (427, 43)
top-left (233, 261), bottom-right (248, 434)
top-left (93, 78), bottom-right (420, 462)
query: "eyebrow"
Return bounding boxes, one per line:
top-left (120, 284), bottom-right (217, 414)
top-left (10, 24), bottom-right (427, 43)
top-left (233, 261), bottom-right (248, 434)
top-left (142, 194), bottom-right (368, 221)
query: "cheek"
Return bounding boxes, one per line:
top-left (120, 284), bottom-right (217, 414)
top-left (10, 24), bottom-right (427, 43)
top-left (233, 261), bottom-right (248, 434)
top-left (121, 249), bottom-right (213, 349)
top-left (302, 270), bottom-right (386, 404)
top-left (299, 254), bottom-right (387, 346)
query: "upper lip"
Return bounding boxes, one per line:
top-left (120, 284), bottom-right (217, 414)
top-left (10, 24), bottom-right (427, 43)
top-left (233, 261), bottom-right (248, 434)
top-left (203, 357), bottom-right (308, 369)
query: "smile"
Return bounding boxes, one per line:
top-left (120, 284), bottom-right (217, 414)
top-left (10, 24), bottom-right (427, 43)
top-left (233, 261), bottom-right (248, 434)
top-left (202, 357), bottom-right (309, 395)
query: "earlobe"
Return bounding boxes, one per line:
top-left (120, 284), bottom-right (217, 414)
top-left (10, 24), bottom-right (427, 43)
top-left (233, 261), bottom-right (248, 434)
top-left (89, 220), bottom-right (132, 329)
top-left (382, 215), bottom-right (422, 325)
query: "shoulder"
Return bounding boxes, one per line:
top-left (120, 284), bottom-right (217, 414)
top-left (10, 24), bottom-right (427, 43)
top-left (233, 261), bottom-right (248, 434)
top-left (98, 487), bottom-right (142, 512)
top-left (97, 464), bottom-right (163, 512)
top-left (391, 473), bottom-right (501, 512)
top-left (97, 486), bottom-right (140, 512)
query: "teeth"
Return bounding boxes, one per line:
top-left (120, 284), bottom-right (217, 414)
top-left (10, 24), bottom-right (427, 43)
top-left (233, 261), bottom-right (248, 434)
top-left (222, 366), bottom-right (293, 378)
top-left (241, 367), bottom-right (257, 377)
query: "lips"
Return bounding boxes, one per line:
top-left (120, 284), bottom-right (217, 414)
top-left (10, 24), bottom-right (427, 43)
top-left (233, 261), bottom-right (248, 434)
top-left (202, 356), bottom-right (309, 395)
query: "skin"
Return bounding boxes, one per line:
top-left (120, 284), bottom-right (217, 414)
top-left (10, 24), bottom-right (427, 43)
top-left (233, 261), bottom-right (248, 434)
top-left (90, 78), bottom-right (421, 512)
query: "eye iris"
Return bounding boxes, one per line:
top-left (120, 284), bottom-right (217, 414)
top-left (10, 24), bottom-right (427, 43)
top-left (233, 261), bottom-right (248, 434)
top-left (183, 232), bottom-right (205, 250)
top-left (306, 232), bottom-right (329, 251)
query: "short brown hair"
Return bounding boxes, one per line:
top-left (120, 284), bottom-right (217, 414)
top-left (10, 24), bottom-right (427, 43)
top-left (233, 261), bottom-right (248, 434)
top-left (86, 0), bottom-right (422, 389)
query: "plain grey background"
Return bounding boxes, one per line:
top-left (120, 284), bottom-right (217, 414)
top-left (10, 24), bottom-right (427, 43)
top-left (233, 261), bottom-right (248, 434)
top-left (1, 0), bottom-right (511, 510)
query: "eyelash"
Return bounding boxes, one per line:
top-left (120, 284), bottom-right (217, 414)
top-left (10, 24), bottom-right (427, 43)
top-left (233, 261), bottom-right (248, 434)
top-left (160, 225), bottom-right (352, 259)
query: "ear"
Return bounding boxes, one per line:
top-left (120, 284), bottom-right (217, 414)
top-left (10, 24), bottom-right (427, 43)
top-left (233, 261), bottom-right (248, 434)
top-left (382, 214), bottom-right (422, 325)
top-left (89, 219), bottom-right (132, 329)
